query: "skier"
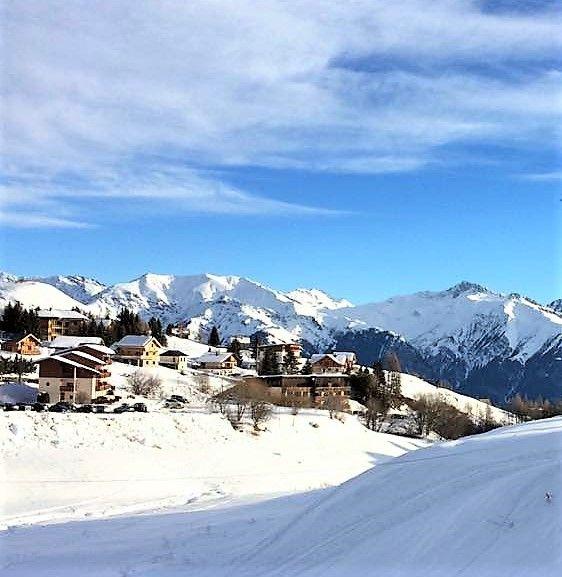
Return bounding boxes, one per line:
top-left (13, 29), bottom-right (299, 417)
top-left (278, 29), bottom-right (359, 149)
top-left (545, 491), bottom-right (553, 502)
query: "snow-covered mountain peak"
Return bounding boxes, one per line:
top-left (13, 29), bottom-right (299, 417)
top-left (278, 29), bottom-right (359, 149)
top-left (34, 275), bottom-right (107, 303)
top-left (287, 288), bottom-right (353, 311)
top-left (444, 281), bottom-right (490, 298)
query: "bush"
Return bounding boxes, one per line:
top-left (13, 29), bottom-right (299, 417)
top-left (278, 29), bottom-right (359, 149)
top-left (127, 371), bottom-right (162, 398)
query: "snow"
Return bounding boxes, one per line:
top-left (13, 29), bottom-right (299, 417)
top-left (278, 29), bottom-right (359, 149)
top-left (331, 283), bottom-right (562, 366)
top-left (1, 403), bottom-right (426, 530)
top-left (399, 373), bottom-right (514, 424)
top-left (48, 336), bottom-right (104, 349)
top-left (1, 413), bottom-right (560, 576)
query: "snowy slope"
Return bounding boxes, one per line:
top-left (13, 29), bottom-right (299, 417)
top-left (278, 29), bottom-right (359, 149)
top-left (2, 417), bottom-right (559, 576)
top-left (0, 276), bottom-right (86, 311)
top-left (239, 417), bottom-right (562, 577)
top-left (33, 275), bottom-right (106, 302)
top-left (1, 405), bottom-right (426, 528)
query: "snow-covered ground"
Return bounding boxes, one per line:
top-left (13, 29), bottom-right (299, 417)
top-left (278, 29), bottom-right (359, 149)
top-left (2, 416), bottom-right (559, 576)
top-left (0, 403), bottom-right (426, 529)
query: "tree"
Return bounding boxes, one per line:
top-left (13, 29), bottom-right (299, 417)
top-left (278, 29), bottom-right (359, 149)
top-left (208, 326), bottom-right (221, 347)
top-left (260, 348), bottom-right (280, 375)
top-left (323, 395), bottom-right (347, 419)
top-left (283, 348), bottom-right (299, 374)
top-left (127, 371), bottom-right (162, 397)
top-left (301, 359), bottom-right (313, 375)
top-left (383, 351), bottom-right (402, 373)
top-left (227, 338), bottom-right (242, 360)
top-left (165, 323), bottom-right (175, 336)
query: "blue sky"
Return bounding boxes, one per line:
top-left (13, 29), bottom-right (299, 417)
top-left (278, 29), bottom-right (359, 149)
top-left (1, 1), bottom-right (561, 304)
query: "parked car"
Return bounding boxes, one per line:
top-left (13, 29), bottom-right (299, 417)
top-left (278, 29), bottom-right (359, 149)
top-left (170, 394), bottom-right (188, 404)
top-left (17, 404), bottom-right (33, 411)
top-left (2, 403), bottom-right (16, 411)
top-left (92, 396), bottom-right (110, 404)
top-left (165, 401), bottom-right (184, 410)
top-left (76, 404), bottom-right (93, 413)
top-left (113, 403), bottom-right (134, 414)
top-left (92, 405), bottom-right (106, 413)
top-left (32, 402), bottom-right (48, 412)
top-left (133, 402), bottom-right (147, 413)
top-left (49, 402), bottom-right (74, 413)
top-left (37, 392), bottom-right (50, 404)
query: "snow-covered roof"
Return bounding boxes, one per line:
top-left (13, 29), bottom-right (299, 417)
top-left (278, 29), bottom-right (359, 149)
top-left (198, 352), bottom-right (236, 364)
top-left (310, 353), bottom-right (346, 365)
top-left (60, 349), bottom-right (105, 365)
top-left (49, 336), bottom-right (103, 349)
top-left (37, 309), bottom-right (88, 320)
top-left (37, 354), bottom-right (101, 374)
top-left (5, 333), bottom-right (41, 344)
top-left (333, 351), bottom-right (356, 361)
top-left (79, 343), bottom-right (115, 355)
top-left (160, 349), bottom-right (188, 357)
top-left (114, 335), bottom-right (162, 348)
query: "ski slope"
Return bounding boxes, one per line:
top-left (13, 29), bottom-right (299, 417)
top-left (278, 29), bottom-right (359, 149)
top-left (2, 417), bottom-right (560, 576)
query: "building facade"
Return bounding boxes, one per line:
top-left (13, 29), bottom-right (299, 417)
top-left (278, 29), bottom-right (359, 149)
top-left (36, 346), bottom-right (113, 403)
top-left (159, 349), bottom-right (189, 372)
top-left (1, 333), bottom-right (41, 355)
top-left (257, 343), bottom-right (302, 374)
top-left (38, 309), bottom-right (88, 341)
top-left (245, 374), bottom-right (350, 406)
top-left (113, 335), bottom-right (162, 367)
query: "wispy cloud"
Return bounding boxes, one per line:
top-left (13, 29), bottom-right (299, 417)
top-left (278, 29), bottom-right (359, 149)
top-left (519, 171), bottom-right (562, 181)
top-left (2, 1), bottom-right (561, 226)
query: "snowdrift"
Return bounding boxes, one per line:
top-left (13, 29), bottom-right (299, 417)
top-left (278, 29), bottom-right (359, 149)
top-left (241, 417), bottom-right (562, 577)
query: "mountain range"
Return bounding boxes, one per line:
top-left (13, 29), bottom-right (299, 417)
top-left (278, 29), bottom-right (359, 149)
top-left (1, 271), bottom-right (561, 402)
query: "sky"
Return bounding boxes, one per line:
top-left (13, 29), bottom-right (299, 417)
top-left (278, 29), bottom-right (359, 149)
top-left (1, 0), bottom-right (561, 305)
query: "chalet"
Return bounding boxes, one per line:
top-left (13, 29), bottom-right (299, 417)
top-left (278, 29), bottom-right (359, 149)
top-left (47, 335), bottom-right (104, 352)
top-left (38, 309), bottom-right (88, 341)
top-left (159, 349), bottom-right (189, 372)
top-left (310, 351), bottom-right (356, 374)
top-left (257, 342), bottom-right (302, 375)
top-left (113, 335), bottom-right (162, 367)
top-left (245, 374), bottom-right (350, 406)
top-left (197, 351), bottom-right (238, 373)
top-left (36, 350), bottom-right (112, 404)
top-left (1, 333), bottom-right (41, 356)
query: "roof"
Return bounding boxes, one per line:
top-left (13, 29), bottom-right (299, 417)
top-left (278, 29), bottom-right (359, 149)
top-left (160, 349), bottom-right (188, 357)
top-left (333, 351), bottom-right (356, 361)
top-left (37, 309), bottom-right (88, 320)
top-left (310, 353), bottom-right (346, 365)
top-left (198, 352), bottom-right (236, 364)
top-left (36, 354), bottom-right (100, 374)
top-left (6, 333), bottom-right (41, 344)
top-left (114, 335), bottom-right (162, 348)
top-left (49, 336), bottom-right (103, 349)
top-left (60, 349), bottom-right (105, 365)
top-left (79, 343), bottom-right (115, 355)
top-left (258, 342), bottom-right (301, 349)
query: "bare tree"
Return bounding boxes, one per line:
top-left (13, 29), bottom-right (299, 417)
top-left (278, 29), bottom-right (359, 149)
top-left (250, 399), bottom-right (272, 430)
top-left (127, 371), bottom-right (162, 398)
top-left (323, 395), bottom-right (348, 419)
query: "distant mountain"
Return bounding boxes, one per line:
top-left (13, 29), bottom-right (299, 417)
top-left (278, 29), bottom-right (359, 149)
top-left (549, 299), bottom-right (562, 313)
top-left (1, 272), bottom-right (561, 401)
top-left (32, 275), bottom-right (106, 303)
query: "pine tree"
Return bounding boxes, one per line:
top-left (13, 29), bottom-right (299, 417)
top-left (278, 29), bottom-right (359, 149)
top-left (228, 338), bottom-right (242, 360)
top-left (283, 348), bottom-right (299, 374)
top-left (301, 359), bottom-right (313, 375)
top-left (260, 349), bottom-right (280, 375)
top-left (208, 326), bottom-right (221, 347)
